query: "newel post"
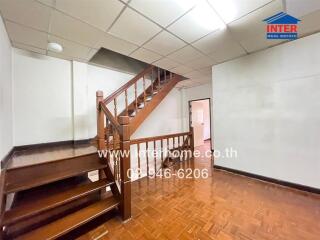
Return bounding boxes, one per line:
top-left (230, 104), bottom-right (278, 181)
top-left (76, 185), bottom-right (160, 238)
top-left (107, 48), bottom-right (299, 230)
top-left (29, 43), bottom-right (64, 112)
top-left (96, 91), bottom-right (105, 150)
top-left (190, 126), bottom-right (195, 156)
top-left (118, 116), bottom-right (131, 221)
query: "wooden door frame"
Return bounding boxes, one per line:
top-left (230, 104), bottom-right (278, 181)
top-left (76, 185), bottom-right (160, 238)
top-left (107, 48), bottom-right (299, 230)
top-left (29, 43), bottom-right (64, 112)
top-left (188, 98), bottom-right (213, 150)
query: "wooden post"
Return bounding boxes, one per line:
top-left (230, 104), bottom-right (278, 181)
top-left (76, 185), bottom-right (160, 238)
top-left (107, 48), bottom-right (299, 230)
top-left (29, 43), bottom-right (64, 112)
top-left (189, 127), bottom-right (195, 157)
top-left (96, 91), bottom-right (105, 150)
top-left (118, 116), bottom-right (131, 221)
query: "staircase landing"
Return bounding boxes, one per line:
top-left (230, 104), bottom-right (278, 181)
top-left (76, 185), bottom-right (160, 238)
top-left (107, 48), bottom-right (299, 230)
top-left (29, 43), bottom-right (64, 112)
top-left (7, 142), bottom-right (97, 170)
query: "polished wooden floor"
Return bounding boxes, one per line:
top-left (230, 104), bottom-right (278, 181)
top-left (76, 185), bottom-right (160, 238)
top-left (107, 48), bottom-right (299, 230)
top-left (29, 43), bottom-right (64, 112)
top-left (77, 142), bottom-right (320, 240)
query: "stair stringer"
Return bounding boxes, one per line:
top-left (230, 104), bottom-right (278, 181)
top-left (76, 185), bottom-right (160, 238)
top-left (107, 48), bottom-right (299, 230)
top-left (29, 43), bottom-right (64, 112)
top-left (129, 76), bottom-right (181, 136)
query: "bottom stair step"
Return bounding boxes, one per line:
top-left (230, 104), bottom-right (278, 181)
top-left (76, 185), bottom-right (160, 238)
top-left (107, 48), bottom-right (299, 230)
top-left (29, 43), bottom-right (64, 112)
top-left (3, 179), bottom-right (113, 226)
top-left (16, 196), bottom-right (120, 240)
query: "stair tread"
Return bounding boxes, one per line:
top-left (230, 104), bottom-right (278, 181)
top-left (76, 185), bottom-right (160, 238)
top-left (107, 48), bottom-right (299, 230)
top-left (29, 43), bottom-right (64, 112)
top-left (16, 196), bottom-right (119, 240)
top-left (3, 179), bottom-right (113, 226)
top-left (5, 160), bottom-right (108, 194)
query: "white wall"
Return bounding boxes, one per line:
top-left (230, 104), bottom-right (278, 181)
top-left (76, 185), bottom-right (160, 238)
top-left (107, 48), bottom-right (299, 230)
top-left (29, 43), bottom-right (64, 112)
top-left (13, 49), bottom-right (73, 146)
top-left (11, 50), bottom-right (183, 146)
top-left (87, 64), bottom-right (136, 138)
top-left (213, 32), bottom-right (320, 188)
top-left (132, 88), bottom-right (182, 139)
top-left (0, 17), bottom-right (13, 161)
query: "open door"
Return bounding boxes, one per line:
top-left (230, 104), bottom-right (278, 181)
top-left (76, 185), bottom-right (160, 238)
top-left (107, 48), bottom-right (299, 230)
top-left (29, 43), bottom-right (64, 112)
top-left (189, 98), bottom-right (212, 149)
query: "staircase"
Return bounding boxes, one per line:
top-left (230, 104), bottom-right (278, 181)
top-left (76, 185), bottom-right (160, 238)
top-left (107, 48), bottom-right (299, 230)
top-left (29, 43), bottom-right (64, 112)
top-left (0, 65), bottom-right (193, 239)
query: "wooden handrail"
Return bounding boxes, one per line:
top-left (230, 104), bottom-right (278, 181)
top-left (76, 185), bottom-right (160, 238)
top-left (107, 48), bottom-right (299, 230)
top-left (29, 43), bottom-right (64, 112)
top-left (130, 131), bottom-right (191, 145)
top-left (100, 103), bottom-right (121, 133)
top-left (103, 65), bottom-right (155, 104)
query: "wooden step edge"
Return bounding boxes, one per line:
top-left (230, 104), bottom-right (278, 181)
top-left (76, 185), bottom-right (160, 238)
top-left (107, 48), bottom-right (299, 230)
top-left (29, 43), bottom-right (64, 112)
top-left (6, 152), bottom-right (98, 171)
top-left (2, 179), bottom-right (114, 226)
top-left (4, 163), bottom-right (108, 194)
top-left (16, 197), bottom-right (119, 240)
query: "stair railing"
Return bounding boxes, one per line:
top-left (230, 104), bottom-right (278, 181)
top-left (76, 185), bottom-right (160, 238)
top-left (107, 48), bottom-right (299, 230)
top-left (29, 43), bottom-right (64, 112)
top-left (130, 129), bottom-right (194, 179)
top-left (96, 91), bottom-right (131, 221)
top-left (95, 66), bottom-right (179, 221)
top-left (102, 65), bottom-right (175, 121)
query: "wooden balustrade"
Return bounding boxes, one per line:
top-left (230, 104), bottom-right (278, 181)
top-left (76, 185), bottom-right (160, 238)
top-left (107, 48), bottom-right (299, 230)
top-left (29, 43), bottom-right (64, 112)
top-left (95, 65), bottom-right (182, 222)
top-left (130, 130), bottom-right (193, 177)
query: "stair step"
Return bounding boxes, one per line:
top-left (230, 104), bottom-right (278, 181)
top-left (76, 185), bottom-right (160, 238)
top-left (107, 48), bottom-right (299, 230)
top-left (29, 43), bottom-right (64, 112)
top-left (5, 154), bottom-right (107, 194)
top-left (3, 179), bottom-right (113, 226)
top-left (15, 196), bottom-right (119, 240)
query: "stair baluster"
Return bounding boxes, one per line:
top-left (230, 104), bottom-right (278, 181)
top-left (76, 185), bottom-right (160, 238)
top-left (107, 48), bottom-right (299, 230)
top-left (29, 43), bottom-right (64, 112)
top-left (134, 82), bottom-right (137, 113)
top-left (143, 75), bottom-right (146, 106)
top-left (125, 89), bottom-right (128, 116)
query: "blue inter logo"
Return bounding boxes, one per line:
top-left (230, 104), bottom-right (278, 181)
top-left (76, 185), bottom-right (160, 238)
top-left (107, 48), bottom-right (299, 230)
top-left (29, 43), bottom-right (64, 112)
top-left (263, 12), bottom-right (301, 40)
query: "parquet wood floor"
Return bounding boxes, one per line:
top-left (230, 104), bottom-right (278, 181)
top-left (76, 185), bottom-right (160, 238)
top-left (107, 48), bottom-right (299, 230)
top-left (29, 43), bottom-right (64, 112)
top-left (78, 142), bottom-right (320, 240)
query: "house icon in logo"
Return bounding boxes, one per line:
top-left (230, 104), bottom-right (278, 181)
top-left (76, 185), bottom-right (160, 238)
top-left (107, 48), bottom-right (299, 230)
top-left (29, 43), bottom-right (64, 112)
top-left (263, 12), bottom-right (301, 40)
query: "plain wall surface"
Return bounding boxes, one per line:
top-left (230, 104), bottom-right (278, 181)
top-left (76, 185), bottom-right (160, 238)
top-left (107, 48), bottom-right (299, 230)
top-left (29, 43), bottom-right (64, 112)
top-left (213, 32), bottom-right (320, 188)
top-left (13, 49), bottom-right (73, 146)
top-left (11, 50), bottom-right (183, 146)
top-left (0, 17), bottom-right (13, 161)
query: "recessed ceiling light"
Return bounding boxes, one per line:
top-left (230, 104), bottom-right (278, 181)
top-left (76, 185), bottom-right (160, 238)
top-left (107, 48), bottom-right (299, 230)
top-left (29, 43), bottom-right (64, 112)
top-left (47, 42), bottom-right (63, 53)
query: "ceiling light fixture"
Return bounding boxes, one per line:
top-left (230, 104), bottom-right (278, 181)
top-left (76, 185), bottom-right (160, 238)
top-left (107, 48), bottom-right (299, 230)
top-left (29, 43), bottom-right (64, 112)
top-left (47, 42), bottom-right (63, 53)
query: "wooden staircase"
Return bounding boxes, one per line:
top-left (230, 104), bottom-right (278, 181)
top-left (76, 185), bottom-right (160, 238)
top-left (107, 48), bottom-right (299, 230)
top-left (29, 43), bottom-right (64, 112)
top-left (0, 65), bottom-right (188, 239)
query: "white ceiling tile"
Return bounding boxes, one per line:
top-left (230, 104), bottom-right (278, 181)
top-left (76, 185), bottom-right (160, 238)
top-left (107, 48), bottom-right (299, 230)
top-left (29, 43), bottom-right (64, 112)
top-left (193, 29), bottom-right (239, 54)
top-left (55, 0), bottom-right (125, 31)
top-left (176, 79), bottom-right (203, 88)
top-left (0, 0), bottom-right (51, 31)
top-left (239, 32), bottom-right (285, 53)
top-left (5, 21), bottom-right (48, 49)
top-left (228, 0), bottom-right (284, 42)
top-left (48, 35), bottom-right (92, 60)
top-left (153, 57), bottom-right (180, 70)
top-left (171, 64), bottom-right (193, 75)
top-left (184, 70), bottom-right (203, 79)
top-left (299, 9), bottom-right (320, 37)
top-left (143, 30), bottom-right (186, 56)
top-left (94, 32), bottom-right (138, 55)
top-left (167, 45), bottom-right (204, 64)
top-left (12, 42), bottom-right (46, 55)
top-left (208, 0), bottom-right (273, 23)
top-left (207, 38), bottom-right (246, 63)
top-left (36, 0), bottom-right (55, 7)
top-left (130, 47), bottom-right (162, 63)
top-left (167, 0), bottom-right (225, 43)
top-left (109, 7), bottom-right (161, 45)
top-left (50, 10), bottom-right (104, 47)
top-left (47, 51), bottom-right (73, 61)
top-left (87, 48), bottom-right (99, 61)
top-left (204, 31), bottom-right (246, 62)
top-left (198, 66), bottom-right (212, 76)
top-left (129, 0), bottom-right (196, 27)
top-left (286, 0), bottom-right (320, 17)
top-left (184, 55), bottom-right (217, 69)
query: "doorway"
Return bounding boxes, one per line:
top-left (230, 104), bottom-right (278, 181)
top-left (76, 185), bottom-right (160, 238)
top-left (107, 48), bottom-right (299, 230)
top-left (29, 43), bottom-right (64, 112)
top-left (189, 98), bottom-right (212, 150)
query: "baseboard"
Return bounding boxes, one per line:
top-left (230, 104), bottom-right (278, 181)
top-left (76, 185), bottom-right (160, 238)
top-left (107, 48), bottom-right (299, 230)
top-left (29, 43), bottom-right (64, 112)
top-left (214, 165), bottom-right (320, 195)
top-left (1, 139), bottom-right (93, 170)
